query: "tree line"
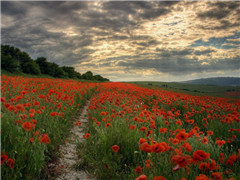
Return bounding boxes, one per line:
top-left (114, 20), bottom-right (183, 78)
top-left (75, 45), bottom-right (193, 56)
top-left (1, 44), bottom-right (109, 81)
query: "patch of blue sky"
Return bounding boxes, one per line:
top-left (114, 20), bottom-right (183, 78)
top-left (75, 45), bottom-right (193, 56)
top-left (190, 32), bottom-right (240, 49)
top-left (164, 20), bottom-right (182, 26)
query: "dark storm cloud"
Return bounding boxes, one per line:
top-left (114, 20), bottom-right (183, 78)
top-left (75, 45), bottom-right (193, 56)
top-left (1, 1), bottom-right (27, 17)
top-left (1, 1), bottom-right (178, 67)
top-left (102, 1), bottom-right (178, 20)
top-left (198, 2), bottom-right (240, 20)
top-left (156, 48), bottom-right (194, 57)
top-left (197, 2), bottom-right (240, 31)
top-left (118, 54), bottom-right (240, 75)
top-left (1, 1), bottom-right (239, 81)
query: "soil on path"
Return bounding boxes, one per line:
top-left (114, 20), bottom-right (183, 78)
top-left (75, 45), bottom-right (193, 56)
top-left (50, 101), bottom-right (95, 180)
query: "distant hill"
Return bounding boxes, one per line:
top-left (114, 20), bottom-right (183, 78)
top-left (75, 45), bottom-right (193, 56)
top-left (181, 77), bottom-right (240, 86)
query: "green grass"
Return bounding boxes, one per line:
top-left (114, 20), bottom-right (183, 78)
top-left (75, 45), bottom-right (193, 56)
top-left (129, 81), bottom-right (240, 99)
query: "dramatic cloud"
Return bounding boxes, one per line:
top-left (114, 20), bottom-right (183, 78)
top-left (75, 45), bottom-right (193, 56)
top-left (1, 1), bottom-right (240, 81)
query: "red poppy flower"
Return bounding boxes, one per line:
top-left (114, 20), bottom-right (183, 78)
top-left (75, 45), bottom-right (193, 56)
top-left (22, 121), bottom-right (32, 131)
top-left (210, 172), bottom-right (222, 180)
top-left (135, 174), bottom-right (147, 180)
top-left (159, 128), bottom-right (167, 133)
top-left (83, 133), bottom-right (90, 139)
top-left (153, 176), bottom-right (166, 180)
top-left (40, 134), bottom-right (51, 144)
top-left (193, 150), bottom-right (210, 163)
top-left (172, 154), bottom-right (192, 169)
top-left (195, 174), bottom-right (209, 180)
top-left (139, 142), bottom-right (152, 153)
top-left (1, 155), bottom-right (8, 165)
top-left (7, 158), bottom-right (15, 169)
top-left (135, 166), bottom-right (142, 174)
top-left (76, 121), bottom-right (81, 126)
top-left (182, 142), bottom-right (192, 152)
top-left (112, 145), bottom-right (120, 152)
top-left (151, 143), bottom-right (165, 153)
top-left (176, 132), bottom-right (188, 141)
top-left (105, 123), bottom-right (111, 127)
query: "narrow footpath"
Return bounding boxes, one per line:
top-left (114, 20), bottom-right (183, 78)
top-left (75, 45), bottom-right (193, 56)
top-left (53, 101), bottom-right (95, 180)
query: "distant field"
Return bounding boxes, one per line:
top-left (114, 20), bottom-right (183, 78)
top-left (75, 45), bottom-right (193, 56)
top-left (130, 81), bottom-right (240, 99)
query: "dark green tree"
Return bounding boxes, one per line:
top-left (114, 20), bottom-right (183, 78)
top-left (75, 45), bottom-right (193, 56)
top-left (21, 60), bottom-right (41, 75)
top-left (75, 71), bottom-right (81, 79)
top-left (82, 71), bottom-right (94, 80)
top-left (54, 67), bottom-right (66, 78)
top-left (36, 57), bottom-right (49, 74)
top-left (62, 66), bottom-right (77, 79)
top-left (1, 45), bottom-right (20, 72)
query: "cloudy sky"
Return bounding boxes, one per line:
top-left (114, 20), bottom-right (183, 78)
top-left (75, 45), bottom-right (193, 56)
top-left (1, 1), bottom-right (240, 82)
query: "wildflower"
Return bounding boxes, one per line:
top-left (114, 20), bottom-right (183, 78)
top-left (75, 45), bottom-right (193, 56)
top-left (193, 150), bottom-right (210, 163)
top-left (139, 138), bottom-right (147, 145)
top-left (151, 143), bottom-right (165, 153)
top-left (22, 121), bottom-right (32, 131)
top-left (76, 121), bottom-right (81, 126)
top-left (172, 153), bottom-right (192, 170)
top-left (139, 126), bottom-right (147, 131)
top-left (50, 112), bottom-right (57, 117)
top-left (7, 158), bottom-right (15, 169)
top-left (29, 113), bottom-right (34, 118)
top-left (195, 174), bottom-right (209, 180)
top-left (215, 140), bottom-right (225, 147)
top-left (112, 145), bottom-right (120, 152)
top-left (202, 137), bottom-right (209, 144)
top-left (153, 176), bottom-right (166, 180)
top-left (135, 174), bottom-right (147, 180)
top-left (172, 138), bottom-right (179, 145)
top-left (206, 131), bottom-right (213, 136)
top-left (164, 121), bottom-right (169, 126)
top-left (40, 134), bottom-right (51, 144)
top-left (95, 121), bottom-right (100, 126)
top-left (129, 125), bottom-right (136, 130)
top-left (182, 142), bottom-right (192, 152)
top-left (176, 119), bottom-right (182, 125)
top-left (145, 159), bottom-right (153, 169)
top-left (1, 155), bottom-right (8, 165)
top-left (135, 166), bottom-right (142, 174)
top-left (139, 142), bottom-right (152, 153)
top-left (159, 128), bottom-right (167, 133)
top-left (105, 123), bottom-right (111, 127)
top-left (83, 133), bottom-right (90, 139)
top-left (176, 132), bottom-right (188, 141)
top-left (210, 172), bottom-right (222, 180)
top-left (29, 138), bottom-right (34, 143)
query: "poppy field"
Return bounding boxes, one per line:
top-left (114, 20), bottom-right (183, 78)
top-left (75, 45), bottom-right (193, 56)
top-left (1, 75), bottom-right (97, 179)
top-left (1, 76), bottom-right (240, 180)
top-left (79, 82), bottom-right (240, 180)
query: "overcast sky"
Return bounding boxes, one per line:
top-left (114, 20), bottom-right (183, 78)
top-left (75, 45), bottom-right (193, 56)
top-left (1, 1), bottom-right (240, 81)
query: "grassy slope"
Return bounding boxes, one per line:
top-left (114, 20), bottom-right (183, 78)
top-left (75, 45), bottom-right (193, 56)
top-left (130, 81), bottom-right (240, 99)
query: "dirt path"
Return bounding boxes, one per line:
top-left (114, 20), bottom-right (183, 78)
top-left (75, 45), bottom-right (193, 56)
top-left (54, 101), bottom-right (95, 180)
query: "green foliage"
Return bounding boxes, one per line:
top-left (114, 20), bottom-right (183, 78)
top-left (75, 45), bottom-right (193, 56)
top-left (62, 66), bottom-right (77, 79)
top-left (21, 60), bottom-right (41, 75)
top-left (82, 71), bottom-right (94, 80)
top-left (94, 74), bottom-right (110, 82)
top-left (1, 54), bottom-right (20, 73)
top-left (36, 57), bottom-right (49, 74)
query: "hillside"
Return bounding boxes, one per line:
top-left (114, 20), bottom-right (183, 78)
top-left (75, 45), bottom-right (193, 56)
top-left (181, 77), bottom-right (240, 86)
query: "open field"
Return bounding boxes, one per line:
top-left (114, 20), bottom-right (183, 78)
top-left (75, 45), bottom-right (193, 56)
top-left (1, 75), bottom-right (240, 180)
top-left (130, 81), bottom-right (240, 99)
